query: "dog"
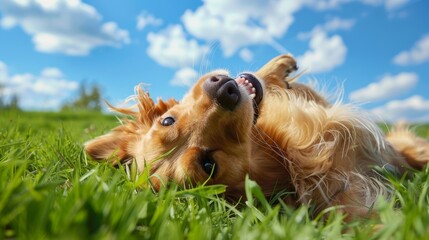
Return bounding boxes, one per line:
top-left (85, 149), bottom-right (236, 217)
top-left (85, 54), bottom-right (429, 218)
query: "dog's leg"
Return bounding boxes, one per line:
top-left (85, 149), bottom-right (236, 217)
top-left (255, 54), bottom-right (298, 89)
top-left (386, 122), bottom-right (429, 170)
top-left (255, 54), bottom-right (329, 106)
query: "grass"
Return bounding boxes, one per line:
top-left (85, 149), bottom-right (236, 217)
top-left (1, 110), bottom-right (429, 239)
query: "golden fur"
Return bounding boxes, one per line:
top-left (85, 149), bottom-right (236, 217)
top-left (85, 54), bottom-right (429, 218)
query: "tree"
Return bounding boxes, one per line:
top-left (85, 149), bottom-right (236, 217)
top-left (9, 94), bottom-right (19, 109)
top-left (0, 83), bottom-right (5, 109)
top-left (0, 83), bottom-right (20, 110)
top-left (88, 85), bottom-right (102, 111)
top-left (61, 82), bottom-right (102, 112)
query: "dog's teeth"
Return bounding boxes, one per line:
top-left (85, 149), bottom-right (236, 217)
top-left (249, 93), bottom-right (256, 99)
top-left (252, 87), bottom-right (256, 93)
top-left (245, 80), bottom-right (249, 84)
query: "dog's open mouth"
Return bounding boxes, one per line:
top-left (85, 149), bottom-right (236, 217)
top-left (235, 73), bottom-right (263, 122)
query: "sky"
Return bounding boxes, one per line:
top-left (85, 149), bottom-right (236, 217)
top-left (0, 0), bottom-right (428, 122)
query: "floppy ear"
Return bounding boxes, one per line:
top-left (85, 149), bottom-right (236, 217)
top-left (84, 123), bottom-right (139, 164)
top-left (84, 86), bottom-right (179, 164)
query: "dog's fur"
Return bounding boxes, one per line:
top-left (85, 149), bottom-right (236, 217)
top-left (85, 55), bottom-right (429, 218)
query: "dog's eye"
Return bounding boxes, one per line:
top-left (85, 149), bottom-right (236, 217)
top-left (161, 117), bottom-right (175, 126)
top-left (201, 154), bottom-right (217, 177)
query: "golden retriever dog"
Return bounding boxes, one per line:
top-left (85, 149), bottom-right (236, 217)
top-left (85, 54), bottom-right (429, 218)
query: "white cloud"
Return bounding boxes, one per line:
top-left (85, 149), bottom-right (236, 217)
top-left (393, 34), bottom-right (429, 65)
top-left (136, 11), bottom-right (162, 31)
top-left (181, 0), bottom-right (304, 57)
top-left (239, 48), bottom-right (253, 62)
top-left (0, 15), bottom-right (16, 28)
top-left (349, 72), bottom-right (418, 102)
top-left (175, 0), bottom-right (406, 59)
top-left (307, 0), bottom-right (350, 10)
top-left (385, 0), bottom-right (409, 11)
top-left (371, 95), bottom-right (429, 122)
top-left (0, 61), bottom-right (78, 110)
top-left (358, 0), bottom-right (410, 10)
top-left (35, 0), bottom-right (60, 11)
top-left (297, 31), bottom-right (347, 74)
top-left (305, 0), bottom-right (409, 11)
top-left (298, 17), bottom-right (355, 40)
top-left (323, 17), bottom-right (356, 31)
top-left (170, 67), bottom-right (199, 87)
top-left (0, 0), bottom-right (130, 56)
top-left (41, 67), bottom-right (63, 78)
top-left (146, 25), bottom-right (209, 68)
top-left (0, 61), bottom-right (7, 84)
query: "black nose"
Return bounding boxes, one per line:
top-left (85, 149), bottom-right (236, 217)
top-left (203, 75), bottom-right (241, 111)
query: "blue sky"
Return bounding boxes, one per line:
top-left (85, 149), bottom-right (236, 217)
top-left (0, 0), bottom-right (428, 122)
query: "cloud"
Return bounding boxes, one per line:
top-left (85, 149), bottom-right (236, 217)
top-left (297, 30), bottom-right (347, 74)
top-left (239, 48), bottom-right (253, 62)
top-left (323, 17), bottom-right (356, 31)
top-left (305, 0), bottom-right (409, 11)
top-left (41, 67), bottom-right (63, 78)
top-left (0, 0), bottom-right (130, 56)
top-left (384, 0), bottom-right (409, 11)
top-left (136, 11), bottom-right (162, 31)
top-left (0, 61), bottom-right (7, 84)
top-left (170, 67), bottom-right (199, 87)
top-left (358, 0), bottom-right (410, 10)
top-left (146, 25), bottom-right (205, 87)
top-left (307, 0), bottom-right (349, 10)
top-left (393, 34), bottom-right (429, 65)
top-left (147, 25), bottom-right (209, 68)
top-left (349, 72), bottom-right (418, 102)
top-left (298, 17), bottom-right (355, 40)
top-left (371, 95), bottom-right (429, 122)
top-left (0, 61), bottom-right (78, 110)
top-left (178, 0), bottom-right (406, 59)
top-left (182, 0), bottom-right (304, 57)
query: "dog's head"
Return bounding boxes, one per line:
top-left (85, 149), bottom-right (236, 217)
top-left (85, 70), bottom-right (264, 195)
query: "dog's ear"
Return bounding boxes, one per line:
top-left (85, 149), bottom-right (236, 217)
top-left (85, 86), bottom-right (179, 163)
top-left (84, 123), bottom-right (138, 163)
top-left (110, 86), bottom-right (179, 127)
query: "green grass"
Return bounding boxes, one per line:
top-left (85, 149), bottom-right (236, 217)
top-left (1, 110), bottom-right (429, 239)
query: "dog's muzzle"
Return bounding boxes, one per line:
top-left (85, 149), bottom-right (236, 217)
top-left (203, 75), bottom-right (241, 111)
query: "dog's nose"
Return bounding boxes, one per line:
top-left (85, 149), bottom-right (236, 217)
top-left (203, 75), bottom-right (241, 111)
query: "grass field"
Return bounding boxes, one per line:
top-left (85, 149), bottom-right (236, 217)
top-left (1, 110), bottom-right (429, 239)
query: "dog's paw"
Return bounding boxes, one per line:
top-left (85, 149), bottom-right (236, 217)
top-left (280, 54), bottom-right (299, 78)
top-left (399, 141), bottom-right (429, 170)
top-left (256, 54), bottom-right (298, 89)
top-left (387, 124), bottom-right (429, 170)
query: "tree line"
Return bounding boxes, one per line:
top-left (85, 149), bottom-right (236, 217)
top-left (0, 82), bottom-right (103, 112)
top-left (0, 83), bottom-right (19, 110)
top-left (61, 83), bottom-right (102, 112)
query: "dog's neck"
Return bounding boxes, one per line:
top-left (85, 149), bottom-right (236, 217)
top-left (248, 126), bottom-right (295, 200)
